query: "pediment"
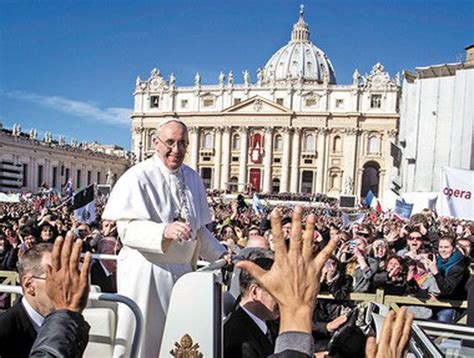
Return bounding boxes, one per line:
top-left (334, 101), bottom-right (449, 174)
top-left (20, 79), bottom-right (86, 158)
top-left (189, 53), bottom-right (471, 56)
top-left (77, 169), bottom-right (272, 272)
top-left (222, 96), bottom-right (292, 114)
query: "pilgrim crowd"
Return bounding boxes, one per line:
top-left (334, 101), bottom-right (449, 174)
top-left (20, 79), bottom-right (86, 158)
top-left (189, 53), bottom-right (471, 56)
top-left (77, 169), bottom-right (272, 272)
top-left (1, 190), bottom-right (472, 317)
top-left (0, 188), bottom-right (472, 356)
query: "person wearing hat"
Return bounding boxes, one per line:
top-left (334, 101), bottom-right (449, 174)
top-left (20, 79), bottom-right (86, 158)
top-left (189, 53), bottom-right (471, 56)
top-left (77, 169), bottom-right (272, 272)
top-left (103, 118), bottom-right (228, 357)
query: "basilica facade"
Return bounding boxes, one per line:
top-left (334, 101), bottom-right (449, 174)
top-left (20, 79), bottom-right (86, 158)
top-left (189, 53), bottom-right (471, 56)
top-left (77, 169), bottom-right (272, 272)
top-left (131, 8), bottom-right (400, 200)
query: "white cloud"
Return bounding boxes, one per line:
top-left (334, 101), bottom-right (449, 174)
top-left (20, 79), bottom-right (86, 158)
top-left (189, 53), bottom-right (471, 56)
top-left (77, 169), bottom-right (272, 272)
top-left (6, 91), bottom-right (132, 127)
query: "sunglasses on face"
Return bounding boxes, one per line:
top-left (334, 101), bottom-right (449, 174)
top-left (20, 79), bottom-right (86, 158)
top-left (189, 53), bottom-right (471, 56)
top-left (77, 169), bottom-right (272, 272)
top-left (408, 236), bottom-right (422, 241)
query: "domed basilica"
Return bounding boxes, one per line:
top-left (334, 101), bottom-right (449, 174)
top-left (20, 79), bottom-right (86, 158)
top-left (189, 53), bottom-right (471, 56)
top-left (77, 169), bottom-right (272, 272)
top-left (131, 6), bottom-right (400, 200)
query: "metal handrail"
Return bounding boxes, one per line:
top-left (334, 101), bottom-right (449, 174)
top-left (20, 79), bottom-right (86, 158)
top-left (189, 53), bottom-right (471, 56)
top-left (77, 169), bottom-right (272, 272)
top-left (0, 284), bottom-right (143, 358)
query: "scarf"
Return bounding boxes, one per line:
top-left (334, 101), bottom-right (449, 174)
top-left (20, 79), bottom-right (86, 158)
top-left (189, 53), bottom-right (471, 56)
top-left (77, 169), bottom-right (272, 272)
top-left (437, 250), bottom-right (463, 276)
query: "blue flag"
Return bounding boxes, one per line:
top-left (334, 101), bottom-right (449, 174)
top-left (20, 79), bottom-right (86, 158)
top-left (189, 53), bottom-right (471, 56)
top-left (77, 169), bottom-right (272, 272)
top-left (394, 199), bottom-right (413, 220)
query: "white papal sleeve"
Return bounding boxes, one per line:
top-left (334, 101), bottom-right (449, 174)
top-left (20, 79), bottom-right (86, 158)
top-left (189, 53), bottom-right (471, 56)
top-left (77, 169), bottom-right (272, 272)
top-left (197, 226), bottom-right (227, 262)
top-left (117, 219), bottom-right (167, 254)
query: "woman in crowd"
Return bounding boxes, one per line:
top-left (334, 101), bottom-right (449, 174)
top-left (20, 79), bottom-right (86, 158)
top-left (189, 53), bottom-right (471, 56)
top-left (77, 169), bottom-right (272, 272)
top-left (338, 236), bottom-right (378, 293)
top-left (397, 228), bottom-right (425, 260)
top-left (369, 239), bottom-right (390, 271)
top-left (372, 255), bottom-right (407, 295)
top-left (423, 235), bottom-right (469, 322)
top-left (312, 256), bottom-right (353, 352)
top-left (35, 222), bottom-right (56, 244)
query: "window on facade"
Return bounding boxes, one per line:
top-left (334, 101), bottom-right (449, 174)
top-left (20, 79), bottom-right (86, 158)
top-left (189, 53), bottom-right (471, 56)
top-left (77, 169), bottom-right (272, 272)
top-left (333, 135), bottom-right (342, 153)
top-left (232, 134), bottom-right (241, 151)
top-left (232, 156), bottom-right (239, 162)
top-left (276, 98), bottom-right (284, 106)
top-left (229, 176), bottom-right (238, 193)
top-left (203, 98), bottom-right (215, 107)
top-left (274, 134), bottom-right (283, 152)
top-left (37, 165), bottom-right (44, 187)
top-left (304, 159), bottom-right (312, 164)
top-left (273, 157), bottom-right (281, 163)
top-left (52, 167), bottom-right (57, 188)
top-left (87, 170), bottom-right (92, 185)
top-left (328, 170), bottom-right (342, 191)
top-left (335, 99), bottom-right (344, 108)
top-left (305, 98), bottom-right (317, 107)
top-left (303, 133), bottom-right (315, 152)
top-left (97, 172), bottom-right (101, 184)
top-left (272, 178), bottom-right (280, 194)
top-left (368, 134), bottom-right (380, 154)
top-left (22, 164), bottom-right (28, 187)
top-left (150, 96), bottom-right (160, 108)
top-left (370, 94), bottom-right (382, 108)
top-left (202, 132), bottom-right (213, 149)
top-left (65, 168), bottom-right (70, 184)
top-left (147, 130), bottom-right (155, 150)
top-left (77, 169), bottom-right (81, 189)
top-left (181, 99), bottom-right (188, 109)
top-left (200, 168), bottom-right (212, 189)
top-left (233, 98), bottom-right (241, 105)
top-left (301, 171), bottom-right (314, 194)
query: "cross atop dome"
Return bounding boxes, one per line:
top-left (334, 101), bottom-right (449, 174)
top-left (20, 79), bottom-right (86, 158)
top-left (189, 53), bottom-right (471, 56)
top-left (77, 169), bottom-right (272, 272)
top-left (291, 4), bottom-right (310, 42)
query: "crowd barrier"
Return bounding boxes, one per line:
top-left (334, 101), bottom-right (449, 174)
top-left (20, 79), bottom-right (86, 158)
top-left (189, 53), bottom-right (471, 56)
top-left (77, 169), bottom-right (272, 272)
top-left (0, 270), bottom-right (20, 307)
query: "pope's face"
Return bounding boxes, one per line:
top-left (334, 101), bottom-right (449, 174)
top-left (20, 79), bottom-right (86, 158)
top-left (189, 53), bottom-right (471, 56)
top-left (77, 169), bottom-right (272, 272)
top-left (155, 121), bottom-right (188, 171)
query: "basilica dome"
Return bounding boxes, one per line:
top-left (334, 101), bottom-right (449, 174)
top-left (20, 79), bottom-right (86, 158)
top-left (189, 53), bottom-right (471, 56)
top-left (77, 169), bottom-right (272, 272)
top-left (262, 6), bottom-right (336, 85)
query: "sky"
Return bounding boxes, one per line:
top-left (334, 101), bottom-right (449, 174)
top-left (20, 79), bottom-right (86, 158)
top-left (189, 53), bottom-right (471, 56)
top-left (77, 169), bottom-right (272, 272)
top-left (0, 0), bottom-right (473, 150)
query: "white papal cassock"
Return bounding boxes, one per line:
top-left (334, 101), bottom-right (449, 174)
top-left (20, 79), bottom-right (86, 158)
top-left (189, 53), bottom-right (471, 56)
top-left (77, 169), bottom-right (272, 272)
top-left (103, 154), bottom-right (226, 357)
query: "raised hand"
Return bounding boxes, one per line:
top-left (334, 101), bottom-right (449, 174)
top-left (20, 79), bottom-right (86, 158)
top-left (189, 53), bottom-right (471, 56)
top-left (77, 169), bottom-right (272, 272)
top-left (45, 232), bottom-right (92, 313)
top-left (365, 307), bottom-right (414, 358)
top-left (237, 205), bottom-right (339, 334)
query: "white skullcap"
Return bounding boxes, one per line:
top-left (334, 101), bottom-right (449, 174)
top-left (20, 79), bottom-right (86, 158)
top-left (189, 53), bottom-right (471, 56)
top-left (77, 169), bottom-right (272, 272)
top-left (156, 118), bottom-right (187, 131)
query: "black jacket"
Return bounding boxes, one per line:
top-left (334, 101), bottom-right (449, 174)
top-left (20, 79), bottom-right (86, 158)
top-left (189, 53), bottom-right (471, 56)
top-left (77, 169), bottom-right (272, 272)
top-left (224, 307), bottom-right (274, 358)
top-left (90, 259), bottom-right (117, 293)
top-left (435, 259), bottom-right (469, 300)
top-left (29, 310), bottom-right (90, 357)
top-left (0, 300), bottom-right (37, 358)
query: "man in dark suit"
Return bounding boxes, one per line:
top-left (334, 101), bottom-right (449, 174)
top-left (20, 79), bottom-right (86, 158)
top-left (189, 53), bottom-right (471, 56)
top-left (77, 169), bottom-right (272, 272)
top-left (0, 243), bottom-right (54, 358)
top-left (224, 252), bottom-right (277, 358)
top-left (90, 236), bottom-right (119, 293)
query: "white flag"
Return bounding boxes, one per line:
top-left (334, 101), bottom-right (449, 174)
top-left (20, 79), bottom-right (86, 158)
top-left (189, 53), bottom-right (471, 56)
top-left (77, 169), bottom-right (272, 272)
top-left (440, 167), bottom-right (474, 220)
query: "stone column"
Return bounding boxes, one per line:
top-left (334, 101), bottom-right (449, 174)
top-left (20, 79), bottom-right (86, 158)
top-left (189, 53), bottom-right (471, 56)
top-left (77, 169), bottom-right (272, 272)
top-left (189, 126), bottom-right (199, 170)
top-left (280, 127), bottom-right (291, 192)
top-left (213, 127), bottom-right (222, 190)
top-left (238, 127), bottom-right (249, 192)
top-left (220, 126), bottom-right (231, 190)
top-left (378, 169), bottom-right (386, 201)
top-left (315, 128), bottom-right (324, 193)
top-left (262, 127), bottom-right (274, 193)
top-left (342, 128), bottom-right (359, 195)
top-left (290, 128), bottom-right (301, 192)
top-left (355, 167), bottom-right (364, 198)
top-left (322, 128), bottom-right (332, 193)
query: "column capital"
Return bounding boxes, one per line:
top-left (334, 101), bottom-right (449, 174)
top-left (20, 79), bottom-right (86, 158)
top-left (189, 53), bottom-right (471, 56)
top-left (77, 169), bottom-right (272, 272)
top-left (222, 126), bottom-right (232, 134)
top-left (387, 129), bottom-right (398, 138)
top-left (237, 126), bottom-right (249, 135)
top-left (321, 127), bottom-right (332, 135)
top-left (293, 127), bottom-right (302, 135)
top-left (344, 127), bottom-right (362, 136)
top-left (282, 127), bottom-right (292, 134)
top-left (264, 127), bottom-right (274, 135)
top-left (213, 126), bottom-right (223, 134)
top-left (188, 126), bottom-right (198, 134)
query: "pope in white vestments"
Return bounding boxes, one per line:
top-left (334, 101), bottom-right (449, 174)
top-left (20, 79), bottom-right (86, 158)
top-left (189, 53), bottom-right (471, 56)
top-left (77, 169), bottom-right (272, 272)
top-left (102, 120), bottom-right (227, 357)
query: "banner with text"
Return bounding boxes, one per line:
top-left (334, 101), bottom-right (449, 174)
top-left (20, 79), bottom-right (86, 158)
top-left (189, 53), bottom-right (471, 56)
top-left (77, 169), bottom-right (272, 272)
top-left (440, 167), bottom-right (473, 220)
